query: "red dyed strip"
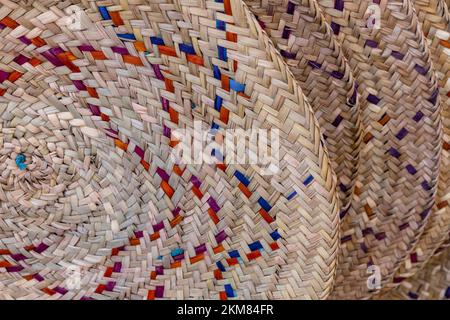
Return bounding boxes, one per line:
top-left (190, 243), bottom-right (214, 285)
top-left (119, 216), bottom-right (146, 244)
top-left (259, 209), bottom-right (274, 223)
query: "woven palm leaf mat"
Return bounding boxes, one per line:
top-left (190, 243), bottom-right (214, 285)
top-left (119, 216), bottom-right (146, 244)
top-left (0, 0), bottom-right (340, 299)
top-left (315, 0), bottom-right (443, 298)
top-left (243, 0), bottom-right (363, 214)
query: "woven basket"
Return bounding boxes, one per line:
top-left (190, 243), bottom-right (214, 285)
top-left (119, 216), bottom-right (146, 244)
top-left (243, 0), bottom-right (363, 213)
top-left (315, 0), bottom-right (443, 298)
top-left (0, 0), bottom-right (340, 299)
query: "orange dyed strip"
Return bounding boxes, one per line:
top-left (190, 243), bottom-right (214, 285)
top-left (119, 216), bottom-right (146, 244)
top-left (226, 32), bottom-right (237, 43)
top-left (150, 271), bottom-right (157, 280)
top-left (28, 57), bottom-right (41, 67)
top-left (91, 51), bottom-right (107, 60)
top-left (247, 250), bottom-right (261, 260)
top-left (187, 54), bottom-right (204, 65)
top-left (101, 113), bottom-right (110, 121)
top-left (147, 290), bottom-right (155, 300)
top-left (220, 291), bottom-right (228, 300)
top-left (111, 247), bottom-right (120, 256)
top-left (0, 249), bottom-right (11, 255)
top-left (150, 232), bottom-right (160, 241)
top-left (220, 107), bottom-right (229, 124)
top-left (1, 17), bottom-right (19, 29)
top-left (104, 267), bottom-right (113, 277)
top-left (192, 186), bottom-right (203, 199)
top-left (23, 274), bottom-right (34, 281)
top-left (95, 284), bottom-right (105, 294)
top-left (168, 107), bottom-right (179, 124)
top-left (224, 0), bottom-right (232, 15)
top-left (440, 39), bottom-right (450, 49)
top-left (269, 242), bottom-right (279, 251)
top-left (129, 238), bottom-right (140, 246)
top-left (226, 258), bottom-right (238, 266)
top-left (173, 165), bottom-right (184, 176)
top-left (0, 261), bottom-right (13, 268)
top-left (169, 139), bottom-right (180, 148)
top-left (171, 261), bottom-right (181, 269)
top-left (158, 45), bottom-right (177, 57)
top-left (25, 245), bottom-right (35, 251)
top-left (165, 78), bottom-right (174, 93)
top-left (238, 183), bottom-right (252, 198)
top-left (213, 244), bottom-right (224, 254)
top-left (214, 269), bottom-right (223, 280)
top-left (87, 87), bottom-right (99, 98)
top-left (31, 37), bottom-right (46, 47)
top-left (170, 215), bottom-right (183, 227)
top-left (42, 287), bottom-right (56, 296)
top-left (216, 163), bottom-right (226, 171)
top-left (259, 209), bottom-right (274, 223)
top-left (221, 74), bottom-right (230, 91)
top-left (233, 60), bottom-right (238, 72)
top-left (141, 159), bottom-right (150, 171)
top-left (8, 71), bottom-right (23, 83)
top-left (134, 41), bottom-right (146, 52)
top-left (161, 180), bottom-right (174, 198)
top-left (109, 11), bottom-right (124, 26)
top-left (208, 208), bottom-right (220, 225)
top-left (190, 253), bottom-right (205, 264)
top-left (0, 89), bottom-right (6, 96)
top-left (123, 55), bottom-right (143, 66)
top-left (114, 139), bottom-right (128, 151)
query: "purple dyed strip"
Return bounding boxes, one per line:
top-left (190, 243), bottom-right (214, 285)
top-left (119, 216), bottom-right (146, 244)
top-left (195, 243), bottom-right (207, 255)
top-left (34, 243), bottom-right (49, 253)
top-left (161, 97), bottom-right (169, 111)
top-left (19, 36), bottom-right (32, 45)
top-left (88, 104), bottom-right (101, 116)
top-left (362, 227), bottom-right (373, 236)
top-left (406, 164), bottom-right (417, 175)
top-left (151, 64), bottom-right (164, 80)
top-left (399, 222), bottom-right (409, 231)
top-left (280, 50), bottom-right (296, 59)
top-left (367, 94), bottom-right (380, 104)
top-left (113, 262), bottom-right (122, 272)
top-left (134, 230), bottom-right (144, 239)
top-left (112, 46), bottom-right (129, 55)
top-left (0, 70), bottom-right (9, 83)
top-left (0, 22), bottom-right (5, 29)
top-left (287, 1), bottom-right (295, 14)
top-left (6, 265), bottom-right (24, 272)
top-left (40, 50), bottom-right (63, 67)
top-left (173, 254), bottom-right (184, 261)
top-left (33, 273), bottom-right (45, 282)
top-left (156, 168), bottom-right (170, 181)
top-left (207, 197), bottom-right (220, 212)
top-left (428, 89), bottom-right (438, 105)
top-left (153, 221), bottom-right (165, 232)
top-left (163, 125), bottom-right (171, 138)
top-left (155, 266), bottom-right (164, 275)
top-left (172, 207), bottom-right (181, 216)
top-left (134, 145), bottom-right (145, 159)
top-left (14, 54), bottom-right (29, 65)
top-left (49, 47), bottom-right (64, 56)
top-left (420, 207), bottom-right (431, 219)
top-left (54, 286), bottom-right (68, 295)
top-left (375, 232), bottom-right (386, 240)
top-left (334, 0), bottom-right (344, 10)
top-left (388, 147), bottom-right (400, 158)
top-left (331, 71), bottom-right (344, 79)
top-left (11, 253), bottom-right (27, 261)
top-left (413, 111), bottom-right (424, 122)
top-left (281, 27), bottom-right (291, 39)
top-left (190, 176), bottom-right (202, 188)
top-left (155, 285), bottom-right (164, 298)
top-left (396, 128), bottom-right (408, 140)
top-left (72, 80), bottom-right (87, 91)
top-left (81, 296), bottom-right (95, 300)
top-left (391, 51), bottom-right (404, 60)
top-left (365, 40), bottom-right (378, 48)
top-left (360, 243), bottom-right (368, 253)
top-left (308, 60), bottom-right (322, 69)
top-left (78, 45), bottom-right (95, 51)
top-left (105, 281), bottom-right (116, 291)
top-left (414, 64), bottom-right (427, 75)
top-left (330, 22), bottom-right (340, 35)
top-left (215, 230), bottom-right (227, 243)
top-left (341, 235), bottom-right (352, 243)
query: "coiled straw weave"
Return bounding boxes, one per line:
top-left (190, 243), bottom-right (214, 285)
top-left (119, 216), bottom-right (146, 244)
top-left (0, 0), bottom-right (339, 299)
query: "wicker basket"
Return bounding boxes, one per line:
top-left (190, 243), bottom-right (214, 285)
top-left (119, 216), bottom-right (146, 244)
top-left (0, 0), bottom-right (340, 299)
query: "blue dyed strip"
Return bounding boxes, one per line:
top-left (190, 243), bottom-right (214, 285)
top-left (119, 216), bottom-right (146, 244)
top-left (213, 65), bottom-right (221, 80)
top-left (224, 284), bottom-right (235, 297)
top-left (16, 154), bottom-right (26, 170)
top-left (303, 174), bottom-right (314, 186)
top-left (179, 43), bottom-right (196, 55)
top-left (117, 33), bottom-right (136, 40)
top-left (258, 197), bottom-right (272, 212)
top-left (287, 190), bottom-right (297, 200)
top-left (212, 122), bottom-right (219, 130)
top-left (214, 95), bottom-right (223, 111)
top-left (228, 250), bottom-right (240, 258)
top-left (216, 20), bottom-right (226, 31)
top-left (217, 261), bottom-right (226, 272)
top-left (218, 46), bottom-right (227, 61)
top-left (171, 248), bottom-right (184, 257)
top-left (98, 6), bottom-right (111, 20)
top-left (270, 230), bottom-right (281, 241)
top-left (229, 79), bottom-right (245, 92)
top-left (150, 37), bottom-right (165, 45)
top-left (234, 171), bottom-right (250, 187)
top-left (248, 241), bottom-right (263, 251)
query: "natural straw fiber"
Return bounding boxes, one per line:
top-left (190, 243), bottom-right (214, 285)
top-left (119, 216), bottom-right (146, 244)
top-left (315, 0), bottom-right (442, 298)
top-left (374, 0), bottom-right (450, 293)
top-left (0, 0), bottom-right (340, 299)
top-left (243, 0), bottom-right (363, 213)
